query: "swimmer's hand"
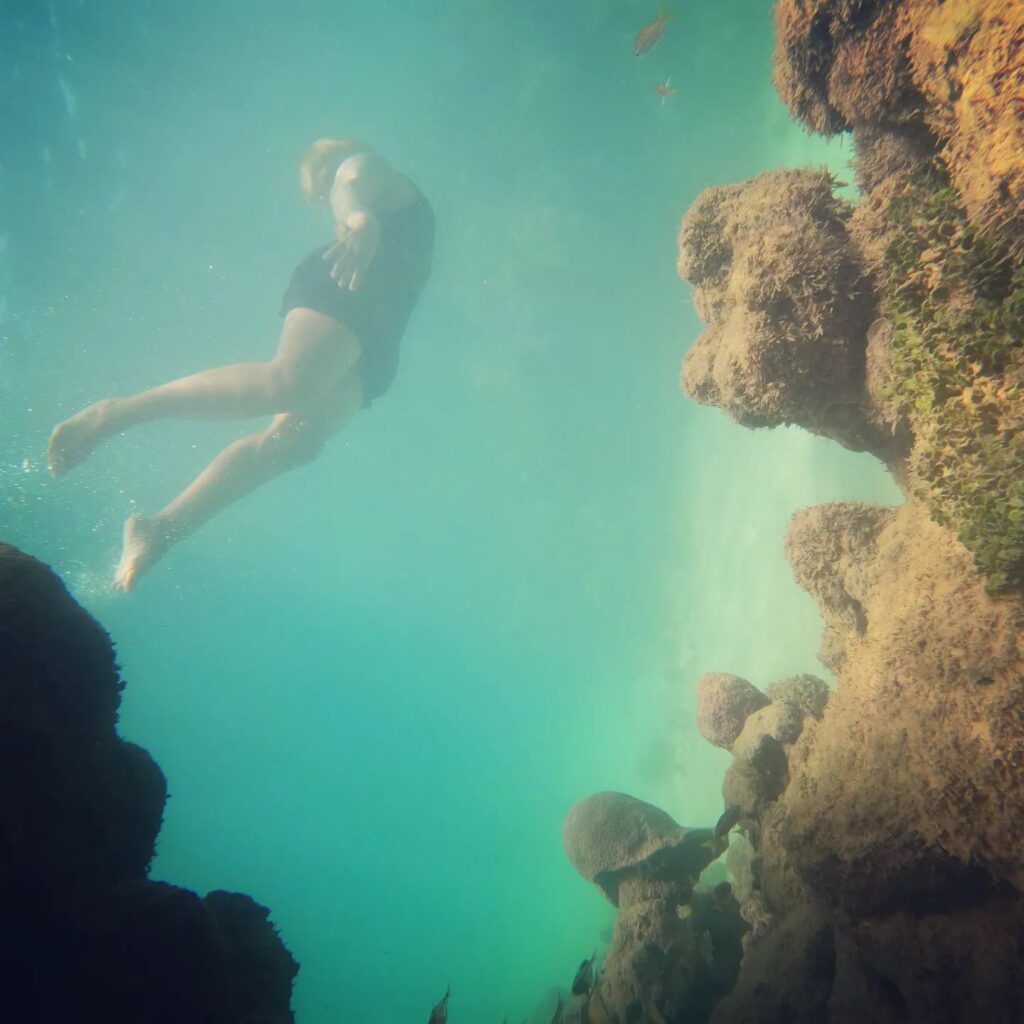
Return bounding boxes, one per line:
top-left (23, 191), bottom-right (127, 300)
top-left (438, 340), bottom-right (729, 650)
top-left (323, 211), bottom-right (380, 291)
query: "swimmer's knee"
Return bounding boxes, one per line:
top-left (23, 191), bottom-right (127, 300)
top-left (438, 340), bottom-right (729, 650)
top-left (264, 361), bottom-right (317, 411)
top-left (258, 421), bottom-right (325, 470)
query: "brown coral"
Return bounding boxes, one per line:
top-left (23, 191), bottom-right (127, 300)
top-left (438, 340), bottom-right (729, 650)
top-left (772, 0), bottom-right (1024, 256)
top-left (908, 0), bottom-right (1024, 255)
top-left (707, 501), bottom-right (1024, 1019)
top-left (695, 673), bottom-right (770, 751)
top-left (781, 500), bottom-right (1024, 904)
top-left (772, 0), bottom-right (921, 135)
top-left (676, 169), bottom-right (901, 458)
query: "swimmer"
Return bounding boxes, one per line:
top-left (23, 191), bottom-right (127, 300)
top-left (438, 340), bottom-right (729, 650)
top-left (48, 139), bottom-right (434, 591)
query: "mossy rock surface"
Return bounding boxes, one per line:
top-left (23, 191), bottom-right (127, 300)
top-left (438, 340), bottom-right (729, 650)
top-left (880, 164), bottom-right (1024, 591)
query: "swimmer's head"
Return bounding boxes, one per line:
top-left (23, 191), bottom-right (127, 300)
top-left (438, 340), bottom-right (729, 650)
top-left (299, 138), bottom-right (364, 205)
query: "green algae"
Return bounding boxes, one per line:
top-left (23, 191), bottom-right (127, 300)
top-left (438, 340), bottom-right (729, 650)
top-left (881, 165), bottom-right (1024, 592)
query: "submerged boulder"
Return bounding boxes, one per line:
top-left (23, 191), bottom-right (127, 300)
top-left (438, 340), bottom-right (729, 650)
top-left (694, 673), bottom-right (770, 751)
top-left (563, 792), bottom-right (739, 1023)
top-left (677, 169), bottom-right (899, 458)
top-left (0, 543), bottom-right (298, 1023)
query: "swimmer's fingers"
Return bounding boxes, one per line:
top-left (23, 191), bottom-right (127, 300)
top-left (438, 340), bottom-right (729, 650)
top-left (324, 246), bottom-right (355, 290)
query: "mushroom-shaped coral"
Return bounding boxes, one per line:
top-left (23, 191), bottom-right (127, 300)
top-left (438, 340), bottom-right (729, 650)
top-left (563, 793), bottom-right (735, 1023)
top-left (562, 792), bottom-right (719, 907)
top-left (677, 169), bottom-right (890, 457)
top-left (695, 673), bottom-right (770, 751)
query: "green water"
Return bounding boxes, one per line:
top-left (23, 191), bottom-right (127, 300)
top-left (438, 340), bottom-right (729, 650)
top-left (1, 1), bottom-right (899, 1020)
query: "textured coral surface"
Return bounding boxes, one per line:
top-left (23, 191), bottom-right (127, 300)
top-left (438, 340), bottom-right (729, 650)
top-left (677, 169), bottom-right (889, 454)
top-left (709, 502), bottom-right (1024, 1021)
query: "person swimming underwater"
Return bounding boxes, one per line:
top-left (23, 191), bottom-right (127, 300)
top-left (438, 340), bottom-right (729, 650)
top-left (47, 138), bottom-right (434, 591)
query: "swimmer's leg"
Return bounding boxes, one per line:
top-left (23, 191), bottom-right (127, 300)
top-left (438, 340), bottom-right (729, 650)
top-left (48, 309), bottom-right (359, 476)
top-left (112, 369), bottom-right (362, 592)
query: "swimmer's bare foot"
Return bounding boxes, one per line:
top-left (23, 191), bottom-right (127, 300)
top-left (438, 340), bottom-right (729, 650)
top-left (47, 398), bottom-right (122, 477)
top-left (112, 515), bottom-right (172, 593)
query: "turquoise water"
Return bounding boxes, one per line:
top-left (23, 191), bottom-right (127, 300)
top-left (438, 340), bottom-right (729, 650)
top-left (1, 1), bottom-right (898, 1021)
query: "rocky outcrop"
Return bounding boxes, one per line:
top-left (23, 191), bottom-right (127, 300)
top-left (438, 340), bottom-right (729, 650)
top-left (668, 2), bottom-right (1024, 1021)
top-left (907, 0), bottom-right (1024, 256)
top-left (676, 169), bottom-right (902, 459)
top-left (562, 793), bottom-right (742, 1023)
top-left (694, 673), bottom-right (770, 751)
top-left (702, 501), bottom-right (1024, 1022)
top-left (679, 0), bottom-right (1023, 591)
top-left (0, 543), bottom-right (298, 1024)
top-left (772, 0), bottom-right (1024, 257)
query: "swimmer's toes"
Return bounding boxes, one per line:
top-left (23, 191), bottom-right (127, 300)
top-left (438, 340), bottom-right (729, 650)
top-left (47, 423), bottom-right (79, 477)
top-left (112, 516), bottom-right (168, 593)
top-left (48, 400), bottom-right (117, 477)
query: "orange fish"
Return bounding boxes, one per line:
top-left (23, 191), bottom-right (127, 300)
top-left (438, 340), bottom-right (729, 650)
top-left (634, 6), bottom-right (675, 56)
top-left (654, 75), bottom-right (677, 104)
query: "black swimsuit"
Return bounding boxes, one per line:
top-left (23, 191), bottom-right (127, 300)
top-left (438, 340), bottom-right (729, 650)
top-left (279, 186), bottom-right (435, 406)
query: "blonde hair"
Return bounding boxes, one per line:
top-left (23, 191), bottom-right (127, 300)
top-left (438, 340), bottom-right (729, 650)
top-left (299, 138), bottom-right (363, 205)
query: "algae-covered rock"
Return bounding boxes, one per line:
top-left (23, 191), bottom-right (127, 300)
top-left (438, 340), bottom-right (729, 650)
top-left (784, 503), bottom-right (895, 671)
top-left (765, 674), bottom-right (831, 719)
top-left (563, 793), bottom-right (738, 1024)
top-left (782, 501), bottom-right (1024, 905)
top-left (877, 166), bottom-right (1024, 591)
top-left (694, 672), bottom-right (770, 751)
top-left (773, 0), bottom-right (920, 135)
top-left (677, 169), bottom-right (898, 458)
top-left (908, 0), bottom-right (1024, 257)
top-left (562, 791), bottom-right (718, 907)
top-left (0, 543), bottom-right (299, 1023)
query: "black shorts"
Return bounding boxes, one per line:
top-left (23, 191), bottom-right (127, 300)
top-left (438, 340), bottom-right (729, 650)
top-left (280, 191), bottom-right (434, 405)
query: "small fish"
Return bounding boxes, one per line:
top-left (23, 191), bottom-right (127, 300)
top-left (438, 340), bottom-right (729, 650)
top-left (714, 804), bottom-right (743, 840)
top-left (428, 985), bottom-right (451, 1024)
top-left (654, 75), bottom-right (677, 105)
top-left (634, 6), bottom-right (675, 56)
top-left (571, 952), bottom-right (597, 996)
top-left (550, 995), bottom-right (565, 1024)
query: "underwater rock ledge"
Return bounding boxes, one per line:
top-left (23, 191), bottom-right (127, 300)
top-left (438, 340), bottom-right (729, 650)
top-left (677, 0), bottom-right (1024, 594)
top-left (0, 543), bottom-right (298, 1024)
top-left (664, 1), bottom-right (1024, 1021)
top-left (699, 499), bottom-right (1024, 1023)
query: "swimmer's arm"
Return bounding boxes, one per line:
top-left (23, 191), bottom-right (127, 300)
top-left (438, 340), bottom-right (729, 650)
top-left (325, 151), bottom-right (393, 290)
top-left (328, 150), bottom-right (395, 232)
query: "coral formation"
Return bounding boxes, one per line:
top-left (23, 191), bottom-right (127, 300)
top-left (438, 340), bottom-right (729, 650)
top-left (773, 0), bottom-right (1024, 255)
top-left (764, 673), bottom-right (830, 718)
top-left (676, 168), bottom-right (902, 459)
top-left (0, 543), bottom-right (298, 1023)
top-left (772, 0), bottom-right (920, 136)
top-left (562, 793), bottom-right (741, 1023)
top-left (678, 0), bottom-right (1024, 592)
top-left (907, 0), bottom-right (1024, 255)
top-left (694, 673), bottom-right (770, 751)
top-left (878, 166), bottom-right (1024, 590)
top-left (669, 4), bottom-right (1024, 1018)
top-left (707, 501), bottom-right (1024, 1020)
top-left (562, 791), bottom-right (720, 908)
